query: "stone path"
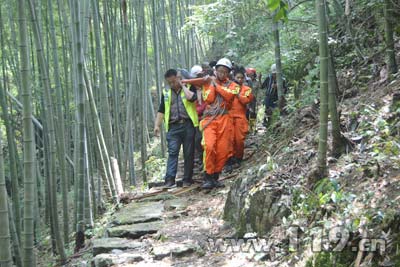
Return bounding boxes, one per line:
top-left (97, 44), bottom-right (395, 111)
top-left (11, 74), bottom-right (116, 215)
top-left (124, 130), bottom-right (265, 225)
top-left (90, 137), bottom-right (262, 267)
top-left (91, 190), bottom-right (221, 267)
top-left (88, 190), bottom-right (277, 267)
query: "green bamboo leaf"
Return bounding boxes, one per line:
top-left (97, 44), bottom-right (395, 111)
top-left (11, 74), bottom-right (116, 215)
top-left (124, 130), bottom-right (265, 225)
top-left (266, 0), bottom-right (281, 11)
top-left (274, 8), bottom-right (286, 22)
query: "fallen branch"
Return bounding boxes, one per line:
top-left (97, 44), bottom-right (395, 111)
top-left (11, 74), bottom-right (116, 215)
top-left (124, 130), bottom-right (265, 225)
top-left (123, 173), bottom-right (239, 202)
top-left (173, 184), bottom-right (200, 196)
top-left (220, 173), bottom-right (239, 181)
top-left (130, 189), bottom-right (166, 200)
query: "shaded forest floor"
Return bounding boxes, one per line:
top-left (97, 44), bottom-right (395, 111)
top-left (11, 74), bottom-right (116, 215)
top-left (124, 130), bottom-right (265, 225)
top-left (63, 66), bottom-right (400, 267)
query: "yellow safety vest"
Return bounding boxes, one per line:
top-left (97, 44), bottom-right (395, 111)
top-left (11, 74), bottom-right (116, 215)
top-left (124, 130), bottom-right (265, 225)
top-left (163, 87), bottom-right (199, 132)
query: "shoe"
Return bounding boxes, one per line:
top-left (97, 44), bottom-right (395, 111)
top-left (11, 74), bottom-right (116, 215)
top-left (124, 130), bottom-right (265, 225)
top-left (213, 173), bottom-right (224, 188)
top-left (233, 158), bottom-right (241, 169)
top-left (224, 165), bottom-right (233, 174)
top-left (164, 178), bottom-right (176, 188)
top-left (201, 173), bottom-right (215, 189)
top-left (182, 179), bottom-right (194, 188)
top-left (224, 158), bottom-right (234, 174)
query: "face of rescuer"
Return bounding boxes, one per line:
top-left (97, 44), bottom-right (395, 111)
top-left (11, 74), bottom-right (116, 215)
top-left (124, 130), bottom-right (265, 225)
top-left (216, 66), bottom-right (230, 81)
top-left (166, 75), bottom-right (181, 91)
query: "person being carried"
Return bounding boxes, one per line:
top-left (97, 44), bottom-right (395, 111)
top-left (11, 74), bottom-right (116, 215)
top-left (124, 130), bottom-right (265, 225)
top-left (154, 69), bottom-right (198, 188)
top-left (189, 64), bottom-right (207, 171)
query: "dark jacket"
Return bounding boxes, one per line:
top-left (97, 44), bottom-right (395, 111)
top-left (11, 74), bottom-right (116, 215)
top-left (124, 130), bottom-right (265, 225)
top-left (261, 74), bottom-right (287, 107)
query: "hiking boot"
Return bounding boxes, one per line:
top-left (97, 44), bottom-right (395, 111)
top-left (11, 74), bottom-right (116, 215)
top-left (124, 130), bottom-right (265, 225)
top-left (182, 179), bottom-right (194, 188)
top-left (223, 158), bottom-right (234, 174)
top-left (224, 165), bottom-right (233, 174)
top-left (233, 158), bottom-right (241, 169)
top-left (201, 173), bottom-right (215, 189)
top-left (164, 178), bottom-right (176, 188)
top-left (213, 173), bottom-right (224, 188)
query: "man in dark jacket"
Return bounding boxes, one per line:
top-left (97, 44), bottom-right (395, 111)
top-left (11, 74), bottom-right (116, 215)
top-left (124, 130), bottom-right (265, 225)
top-left (261, 64), bottom-right (287, 126)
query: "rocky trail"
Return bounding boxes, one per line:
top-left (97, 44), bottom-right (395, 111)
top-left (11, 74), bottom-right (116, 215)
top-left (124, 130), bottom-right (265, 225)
top-left (77, 77), bottom-right (400, 267)
top-left (89, 136), bottom-right (264, 267)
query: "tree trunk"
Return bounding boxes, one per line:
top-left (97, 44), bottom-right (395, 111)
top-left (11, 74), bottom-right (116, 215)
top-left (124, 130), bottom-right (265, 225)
top-left (0, 132), bottom-right (12, 267)
top-left (384, 0), bottom-right (398, 74)
top-left (121, 0), bottom-right (131, 182)
top-left (328, 48), bottom-right (346, 157)
top-left (72, 0), bottom-right (86, 252)
top-left (27, 0), bottom-right (67, 260)
top-left (0, 5), bottom-right (21, 239)
top-left (0, 70), bottom-right (21, 246)
top-left (316, 0), bottom-right (329, 179)
top-left (7, 200), bottom-right (22, 267)
top-left (138, 0), bottom-right (148, 184)
top-left (48, 0), bottom-right (69, 245)
top-left (83, 127), bottom-right (93, 227)
top-left (18, 0), bottom-right (36, 265)
top-left (151, 0), bottom-right (166, 157)
top-left (104, 1), bottom-right (123, 164)
top-left (272, 21), bottom-right (285, 112)
top-left (92, 0), bottom-right (115, 158)
top-left (84, 66), bottom-right (119, 203)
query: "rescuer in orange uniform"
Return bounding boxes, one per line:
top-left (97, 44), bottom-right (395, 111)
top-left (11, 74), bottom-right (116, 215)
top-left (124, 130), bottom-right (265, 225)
top-left (228, 68), bottom-right (254, 168)
top-left (200, 58), bottom-right (239, 189)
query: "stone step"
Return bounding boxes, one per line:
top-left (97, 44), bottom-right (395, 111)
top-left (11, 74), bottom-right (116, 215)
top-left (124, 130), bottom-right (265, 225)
top-left (93, 252), bottom-right (144, 267)
top-left (92, 238), bottom-right (142, 256)
top-left (151, 242), bottom-right (202, 260)
top-left (107, 221), bottom-right (163, 239)
top-left (111, 201), bottom-right (164, 225)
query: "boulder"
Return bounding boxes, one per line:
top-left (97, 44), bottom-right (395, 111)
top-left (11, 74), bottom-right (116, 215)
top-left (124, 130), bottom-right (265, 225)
top-left (224, 167), bottom-right (290, 237)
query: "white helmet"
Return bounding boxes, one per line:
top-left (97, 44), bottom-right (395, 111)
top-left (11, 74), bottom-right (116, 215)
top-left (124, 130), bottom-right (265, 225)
top-left (270, 63), bottom-right (277, 73)
top-left (190, 65), bottom-right (203, 77)
top-left (216, 58), bottom-right (232, 70)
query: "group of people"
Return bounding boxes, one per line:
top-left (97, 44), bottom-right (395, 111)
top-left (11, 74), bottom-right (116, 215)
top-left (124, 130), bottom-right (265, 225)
top-left (154, 58), bottom-right (286, 189)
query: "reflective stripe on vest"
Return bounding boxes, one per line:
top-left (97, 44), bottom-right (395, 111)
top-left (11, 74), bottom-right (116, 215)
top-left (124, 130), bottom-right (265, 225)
top-left (163, 87), bottom-right (199, 132)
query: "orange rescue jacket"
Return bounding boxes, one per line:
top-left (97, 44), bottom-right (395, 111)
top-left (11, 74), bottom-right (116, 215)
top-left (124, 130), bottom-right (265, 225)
top-left (202, 79), bottom-right (239, 113)
top-left (230, 84), bottom-right (254, 118)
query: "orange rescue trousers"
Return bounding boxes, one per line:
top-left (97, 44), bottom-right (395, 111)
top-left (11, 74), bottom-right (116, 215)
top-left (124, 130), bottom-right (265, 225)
top-left (232, 116), bottom-right (248, 160)
top-left (201, 114), bottom-right (233, 175)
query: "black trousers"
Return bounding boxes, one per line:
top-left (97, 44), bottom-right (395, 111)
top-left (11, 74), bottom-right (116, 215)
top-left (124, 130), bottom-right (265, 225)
top-left (165, 120), bottom-right (195, 182)
top-left (194, 127), bottom-right (203, 163)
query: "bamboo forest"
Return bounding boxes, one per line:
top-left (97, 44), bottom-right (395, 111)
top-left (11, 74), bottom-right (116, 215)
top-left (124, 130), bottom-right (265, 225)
top-left (0, 0), bottom-right (399, 266)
